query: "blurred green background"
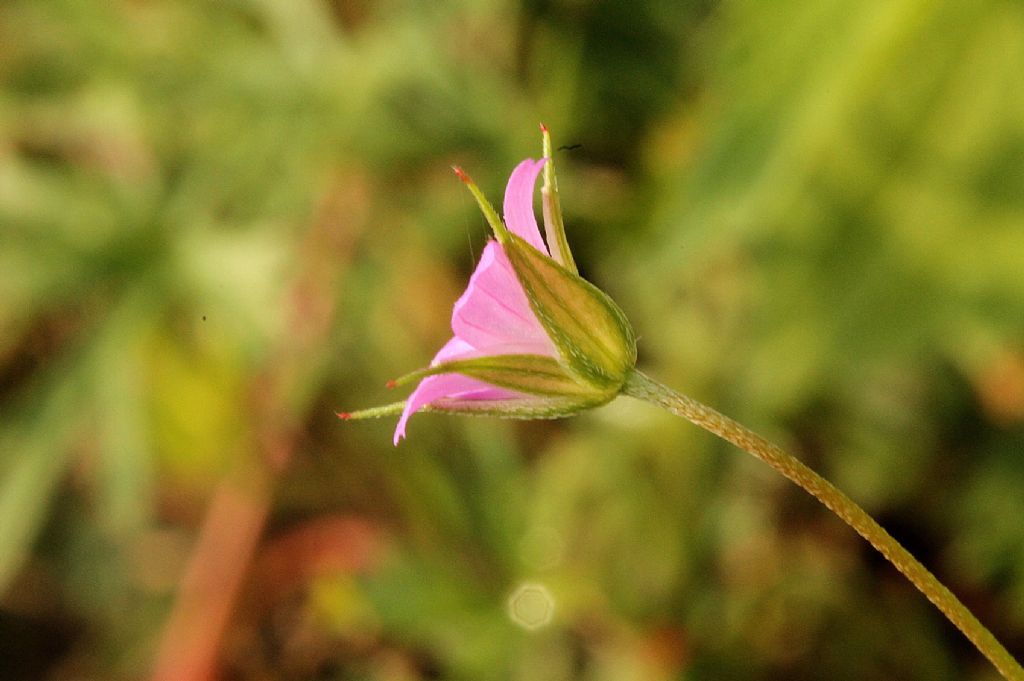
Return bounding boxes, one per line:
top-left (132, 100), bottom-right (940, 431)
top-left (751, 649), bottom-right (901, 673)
top-left (2, 0), bottom-right (1023, 679)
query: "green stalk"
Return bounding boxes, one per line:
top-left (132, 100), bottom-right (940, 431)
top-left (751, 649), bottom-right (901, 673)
top-left (623, 369), bottom-right (1024, 681)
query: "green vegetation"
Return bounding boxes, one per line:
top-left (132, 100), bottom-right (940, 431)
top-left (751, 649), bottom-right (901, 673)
top-left (1, 1), bottom-right (1022, 679)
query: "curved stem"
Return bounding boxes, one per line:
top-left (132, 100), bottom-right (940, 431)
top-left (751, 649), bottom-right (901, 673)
top-left (623, 369), bottom-right (1023, 680)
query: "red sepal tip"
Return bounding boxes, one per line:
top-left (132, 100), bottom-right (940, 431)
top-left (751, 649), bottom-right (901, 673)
top-left (451, 165), bottom-right (471, 183)
top-left (539, 122), bottom-right (549, 133)
top-left (337, 412), bottom-right (351, 421)
top-left (385, 379), bottom-right (397, 389)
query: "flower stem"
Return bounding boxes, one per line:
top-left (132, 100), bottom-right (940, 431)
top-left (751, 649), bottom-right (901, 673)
top-left (623, 369), bottom-right (1023, 680)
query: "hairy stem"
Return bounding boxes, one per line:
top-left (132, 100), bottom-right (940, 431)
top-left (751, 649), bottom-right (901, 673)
top-left (623, 369), bottom-right (1023, 680)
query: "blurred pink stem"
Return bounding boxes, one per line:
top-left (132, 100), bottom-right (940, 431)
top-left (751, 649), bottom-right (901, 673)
top-left (147, 171), bottom-right (362, 681)
top-left (149, 470), bottom-right (270, 681)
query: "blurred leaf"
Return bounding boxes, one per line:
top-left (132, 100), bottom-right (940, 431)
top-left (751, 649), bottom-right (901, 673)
top-left (0, 376), bottom-right (79, 594)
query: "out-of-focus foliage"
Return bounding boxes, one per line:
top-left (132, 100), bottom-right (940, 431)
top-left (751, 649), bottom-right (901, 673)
top-left (1, 0), bottom-right (1022, 679)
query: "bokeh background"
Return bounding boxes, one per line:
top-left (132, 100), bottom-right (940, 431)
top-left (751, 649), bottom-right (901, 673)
top-left (2, 1), bottom-right (1023, 679)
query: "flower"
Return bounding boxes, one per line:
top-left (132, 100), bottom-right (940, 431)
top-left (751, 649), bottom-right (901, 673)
top-left (341, 127), bottom-right (636, 444)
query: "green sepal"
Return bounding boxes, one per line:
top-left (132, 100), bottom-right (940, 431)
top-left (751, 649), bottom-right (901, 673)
top-left (503, 235), bottom-right (637, 390)
top-left (429, 394), bottom-right (606, 419)
top-left (338, 401), bottom-right (405, 421)
top-left (541, 127), bottom-right (578, 273)
top-left (393, 354), bottom-right (617, 401)
top-left (342, 394), bottom-right (606, 422)
top-left (454, 167), bottom-right (510, 242)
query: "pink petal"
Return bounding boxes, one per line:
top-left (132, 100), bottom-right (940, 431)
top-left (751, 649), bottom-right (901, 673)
top-left (503, 158), bottom-right (548, 254)
top-left (393, 159), bottom-right (562, 445)
top-left (394, 373), bottom-right (522, 445)
top-left (393, 323), bottom-right (553, 444)
top-left (432, 337), bottom-right (476, 365)
top-left (451, 241), bottom-right (555, 355)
